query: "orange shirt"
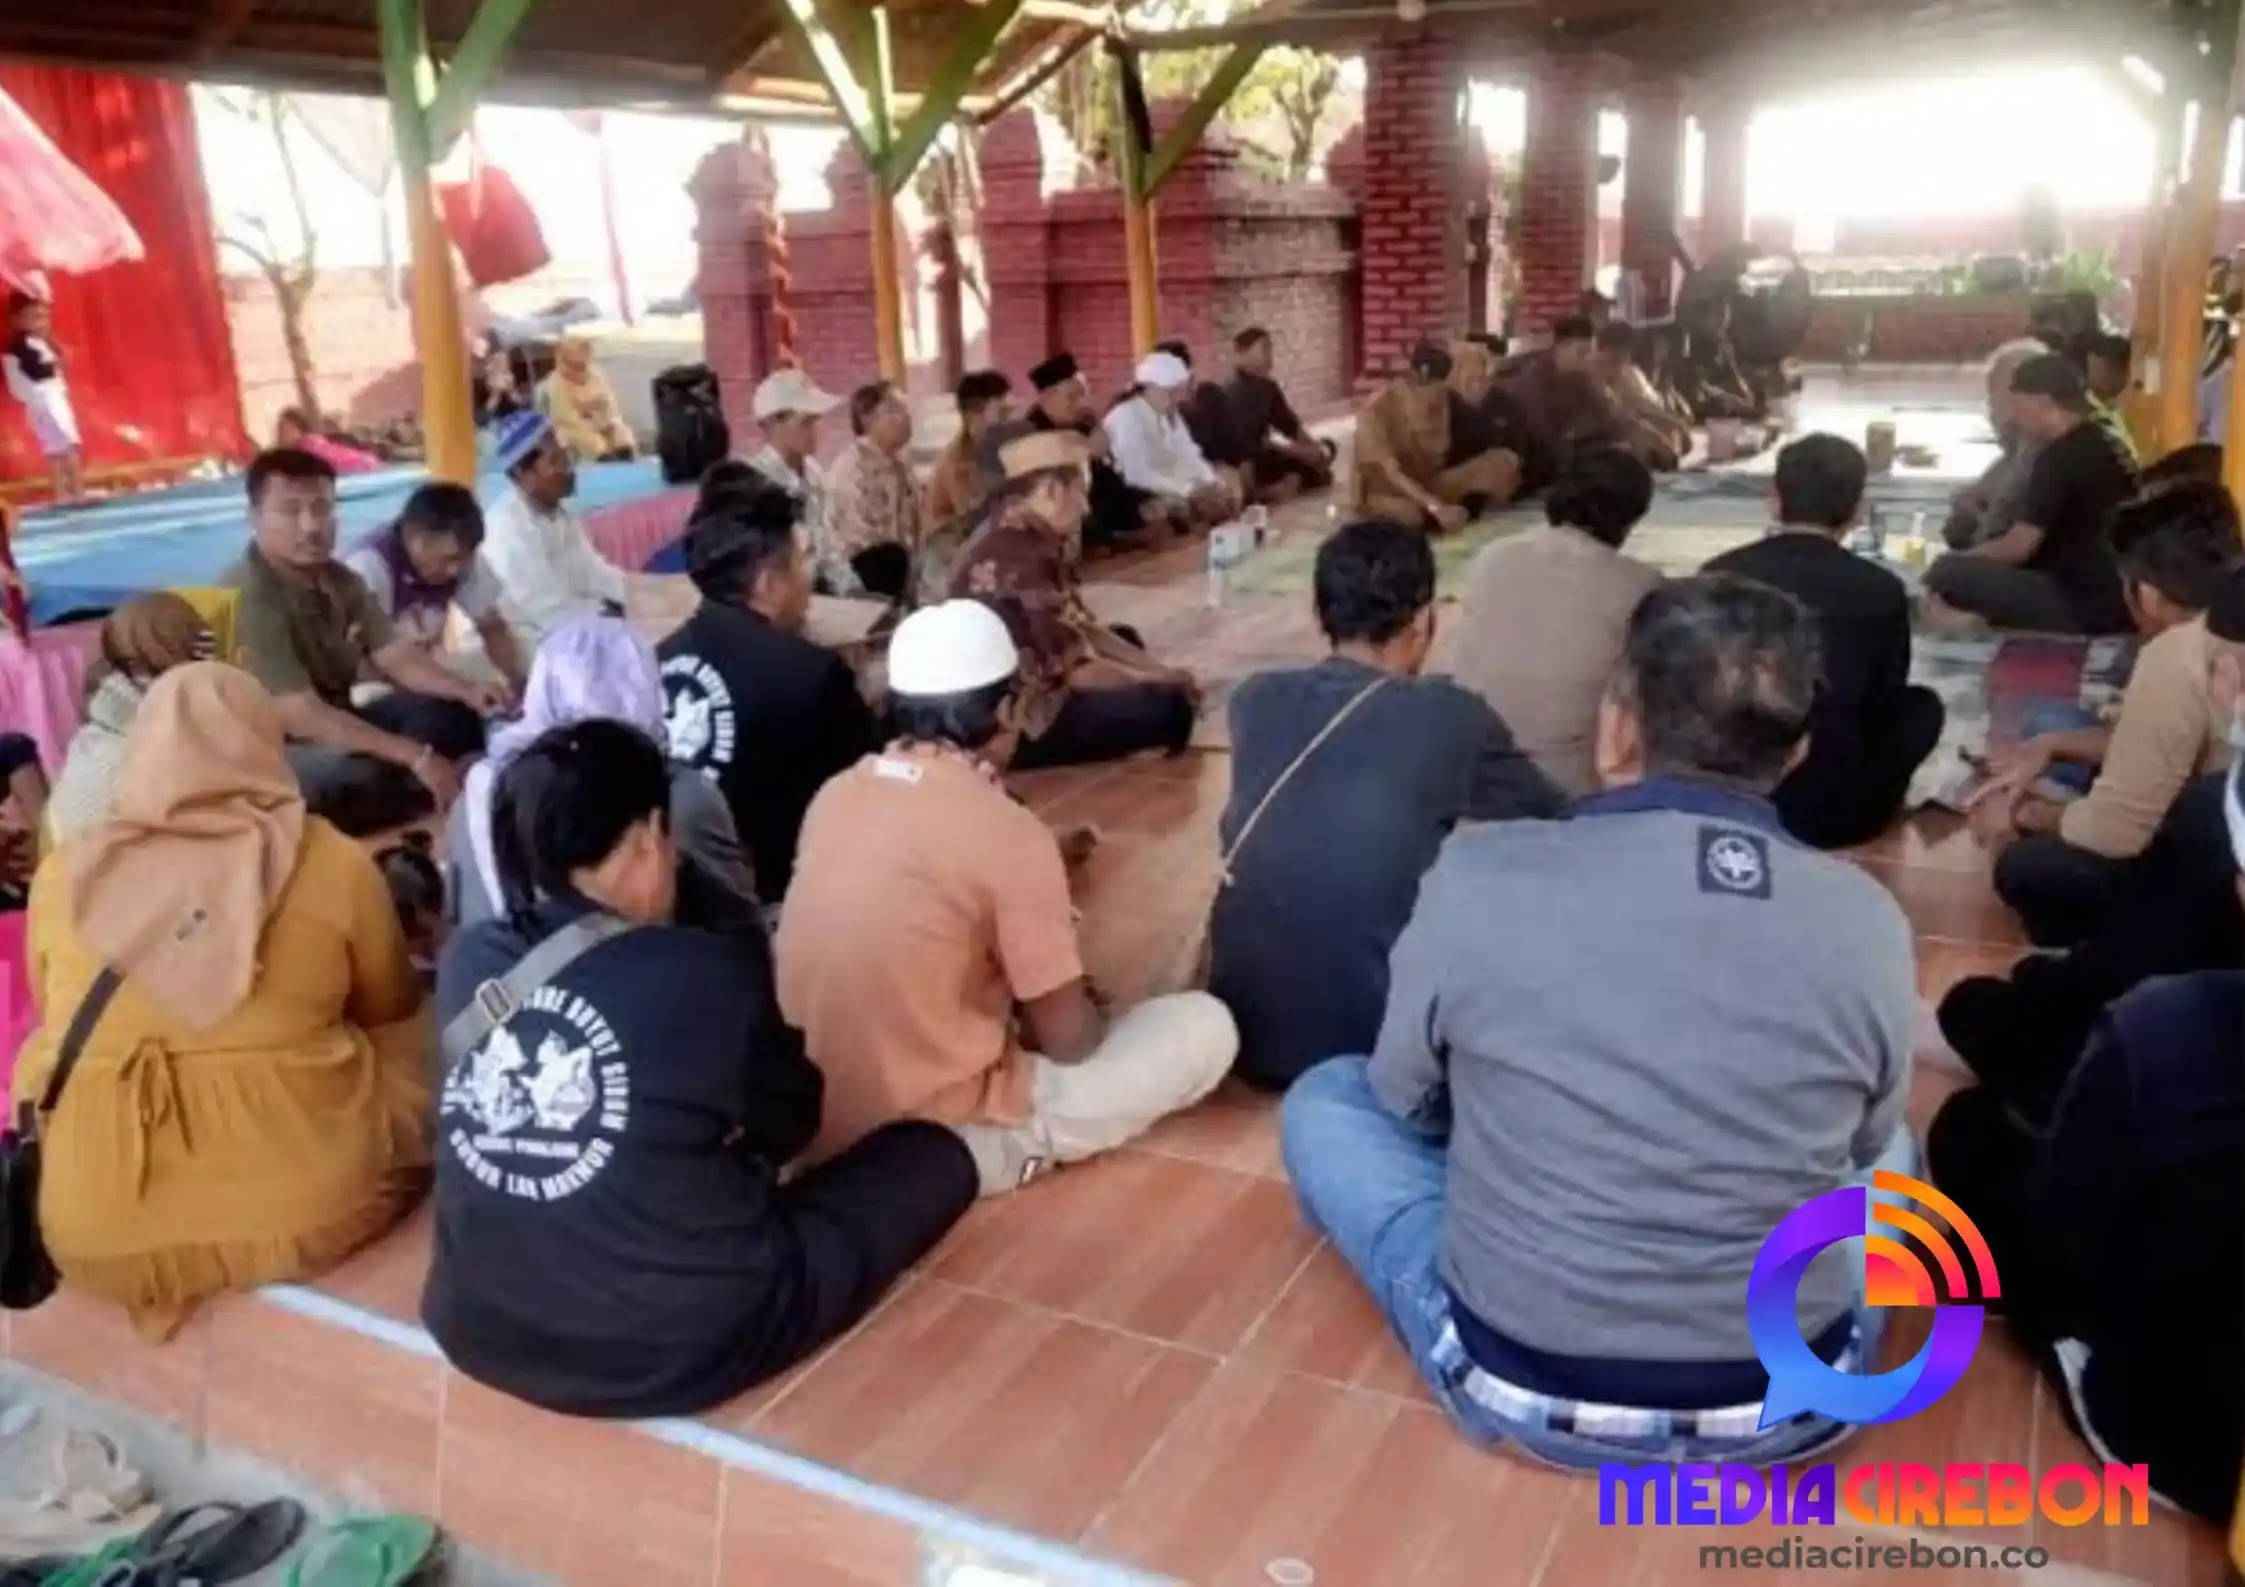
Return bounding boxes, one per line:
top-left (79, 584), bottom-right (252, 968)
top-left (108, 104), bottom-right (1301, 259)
top-left (775, 744), bottom-right (1083, 1159)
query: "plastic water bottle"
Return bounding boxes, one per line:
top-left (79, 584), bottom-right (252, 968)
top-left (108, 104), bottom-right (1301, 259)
top-left (1207, 523), bottom-right (1250, 609)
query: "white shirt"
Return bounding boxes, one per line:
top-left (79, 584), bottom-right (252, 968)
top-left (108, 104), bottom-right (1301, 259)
top-left (342, 543), bottom-right (503, 651)
top-left (746, 444), bottom-right (828, 542)
top-left (478, 485), bottom-right (630, 653)
top-left (1102, 394), bottom-right (1217, 498)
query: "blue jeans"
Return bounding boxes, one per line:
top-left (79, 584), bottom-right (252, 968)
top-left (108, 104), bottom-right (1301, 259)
top-left (1280, 1056), bottom-right (1919, 1469)
top-left (2018, 701), bottom-right (2099, 795)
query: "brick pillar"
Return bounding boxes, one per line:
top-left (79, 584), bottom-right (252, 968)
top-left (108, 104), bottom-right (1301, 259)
top-left (1620, 78), bottom-right (1683, 320)
top-left (781, 144), bottom-right (881, 398)
top-left (1356, 35), bottom-right (1466, 382)
top-left (1514, 55), bottom-right (1601, 333)
top-left (689, 138), bottom-right (775, 449)
top-left (1700, 103), bottom-right (1750, 254)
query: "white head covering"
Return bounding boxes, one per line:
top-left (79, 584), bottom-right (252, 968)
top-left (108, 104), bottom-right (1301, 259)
top-left (1134, 351), bottom-right (1191, 390)
top-left (888, 600), bottom-right (1020, 697)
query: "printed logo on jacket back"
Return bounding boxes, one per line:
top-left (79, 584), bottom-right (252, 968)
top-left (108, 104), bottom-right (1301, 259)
top-left (440, 987), bottom-right (628, 1202)
top-left (661, 654), bottom-right (737, 772)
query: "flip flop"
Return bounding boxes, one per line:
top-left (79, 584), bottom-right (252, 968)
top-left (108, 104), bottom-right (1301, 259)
top-left (32, 1536), bottom-right (136, 1587)
top-left (129, 1498), bottom-right (308, 1586)
top-left (282, 1517), bottom-right (440, 1587)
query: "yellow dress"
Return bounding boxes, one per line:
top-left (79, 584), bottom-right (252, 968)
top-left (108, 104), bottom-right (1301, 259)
top-left (13, 820), bottom-right (432, 1340)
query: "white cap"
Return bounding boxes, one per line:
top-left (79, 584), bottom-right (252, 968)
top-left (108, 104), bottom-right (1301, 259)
top-left (887, 600), bottom-right (1020, 697)
top-left (752, 368), bottom-right (841, 420)
top-left (1134, 351), bottom-right (1191, 390)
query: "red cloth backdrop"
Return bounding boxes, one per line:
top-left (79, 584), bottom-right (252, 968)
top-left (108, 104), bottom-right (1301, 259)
top-left (0, 67), bottom-right (246, 485)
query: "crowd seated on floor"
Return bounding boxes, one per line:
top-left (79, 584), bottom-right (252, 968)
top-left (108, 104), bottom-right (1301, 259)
top-left (3, 307), bottom-right (2241, 1539)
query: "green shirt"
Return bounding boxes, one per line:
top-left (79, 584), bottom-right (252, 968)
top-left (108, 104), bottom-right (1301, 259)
top-left (224, 544), bottom-right (393, 709)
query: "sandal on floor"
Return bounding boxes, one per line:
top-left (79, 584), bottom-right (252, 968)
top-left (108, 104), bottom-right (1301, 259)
top-left (31, 1536), bottom-right (138, 1587)
top-left (129, 1498), bottom-right (309, 1586)
top-left (283, 1517), bottom-right (440, 1587)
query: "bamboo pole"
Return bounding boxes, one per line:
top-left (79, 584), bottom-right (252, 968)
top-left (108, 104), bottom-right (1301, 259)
top-left (2157, 97), bottom-right (2225, 459)
top-left (867, 5), bottom-right (907, 383)
top-left (377, 0), bottom-right (476, 485)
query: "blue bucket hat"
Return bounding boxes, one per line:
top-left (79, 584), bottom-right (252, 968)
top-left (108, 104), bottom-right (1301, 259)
top-left (493, 410), bottom-right (555, 475)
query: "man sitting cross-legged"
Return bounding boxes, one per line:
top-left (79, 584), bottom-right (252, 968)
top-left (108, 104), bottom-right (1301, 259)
top-left (1969, 481), bottom-right (2241, 946)
top-left (226, 447), bottom-right (505, 835)
top-left (1708, 433), bottom-right (1946, 849)
top-left (1212, 521), bottom-right (1562, 1092)
top-left (777, 600), bottom-right (1239, 1193)
top-left (1923, 353), bottom-right (2136, 635)
top-left (949, 430), bottom-right (1199, 770)
top-left (1282, 575), bottom-right (1917, 1468)
top-left (1353, 340), bottom-right (1521, 534)
top-left (1222, 326), bottom-right (1335, 502)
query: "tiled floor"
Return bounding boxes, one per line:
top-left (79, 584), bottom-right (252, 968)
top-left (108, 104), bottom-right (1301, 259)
top-left (9, 413), bottom-right (2233, 1583)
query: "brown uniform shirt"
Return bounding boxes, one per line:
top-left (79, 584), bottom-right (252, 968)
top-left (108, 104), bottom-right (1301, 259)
top-left (225, 545), bottom-right (393, 708)
top-left (776, 744), bottom-right (1084, 1160)
top-left (1351, 378), bottom-right (1450, 502)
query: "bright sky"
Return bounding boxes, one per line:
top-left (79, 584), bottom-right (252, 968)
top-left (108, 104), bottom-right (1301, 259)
top-left (194, 62), bottom-right (2191, 301)
top-left (1470, 65), bottom-right (2169, 223)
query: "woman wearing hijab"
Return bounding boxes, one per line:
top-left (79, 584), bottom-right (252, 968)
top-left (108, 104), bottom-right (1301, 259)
top-left (446, 614), bottom-right (755, 928)
top-left (47, 593), bottom-right (212, 843)
top-left (537, 335), bottom-right (636, 463)
top-left (13, 664), bottom-right (431, 1340)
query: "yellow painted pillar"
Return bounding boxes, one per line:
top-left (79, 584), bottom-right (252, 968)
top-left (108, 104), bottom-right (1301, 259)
top-left (379, 0), bottom-right (476, 485)
top-left (2159, 99), bottom-right (2225, 458)
top-left (404, 169), bottom-right (477, 484)
top-left (869, 188), bottom-right (907, 385)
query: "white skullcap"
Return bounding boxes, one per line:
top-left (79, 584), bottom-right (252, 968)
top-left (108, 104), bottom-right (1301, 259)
top-left (887, 600), bottom-right (1020, 697)
top-left (1134, 351), bottom-right (1191, 390)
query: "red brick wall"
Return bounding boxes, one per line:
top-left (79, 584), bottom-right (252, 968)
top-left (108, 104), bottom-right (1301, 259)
top-left (1356, 35), bottom-right (1465, 378)
top-left (979, 108), bottom-right (1360, 404)
top-left (1799, 292), bottom-right (2034, 362)
top-left (1513, 55), bottom-right (1601, 332)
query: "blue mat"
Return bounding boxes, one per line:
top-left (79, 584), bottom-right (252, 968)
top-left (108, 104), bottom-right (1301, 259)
top-left (14, 459), bottom-right (669, 626)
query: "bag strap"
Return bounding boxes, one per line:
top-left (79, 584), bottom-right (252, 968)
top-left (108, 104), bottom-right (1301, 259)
top-left (35, 967), bottom-right (123, 1119)
top-left (1219, 676), bottom-right (1392, 885)
top-left (440, 912), bottom-right (634, 1066)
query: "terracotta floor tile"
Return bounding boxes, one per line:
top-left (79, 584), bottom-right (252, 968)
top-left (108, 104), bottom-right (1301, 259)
top-left (204, 1298), bottom-right (442, 1515)
top-left (1858, 858), bottom-right (2026, 947)
top-left (1047, 753), bottom-right (1229, 840)
top-left (715, 1466), bottom-right (926, 1586)
top-left (2027, 1379), bottom-right (2231, 1585)
top-left (309, 1202), bottom-right (433, 1324)
top-left (929, 1151), bottom-right (1318, 1353)
top-left (748, 1279), bottom-right (1213, 1543)
top-left (1839, 1317), bottom-right (2041, 1548)
top-left (439, 1376), bottom-right (723, 1587)
top-left (10, 1287), bottom-right (207, 1437)
top-left (1235, 1244), bottom-right (1431, 1403)
top-left (1128, 1091), bottom-right (1285, 1180)
top-left (1914, 939), bottom-right (2030, 1006)
top-left (1087, 1360), bottom-right (1578, 1586)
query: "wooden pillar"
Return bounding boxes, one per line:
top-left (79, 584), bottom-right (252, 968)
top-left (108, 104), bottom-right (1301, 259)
top-left (2124, 106), bottom-right (2180, 450)
top-left (2160, 99), bottom-right (2225, 460)
top-left (378, 0), bottom-right (492, 485)
top-left (1115, 50), bottom-right (1159, 356)
top-left (869, 189), bottom-right (906, 383)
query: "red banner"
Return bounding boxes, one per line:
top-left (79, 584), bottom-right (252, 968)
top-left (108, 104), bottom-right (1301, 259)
top-left (0, 67), bottom-right (247, 489)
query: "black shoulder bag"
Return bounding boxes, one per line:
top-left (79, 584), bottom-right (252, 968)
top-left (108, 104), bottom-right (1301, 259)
top-left (0, 966), bottom-right (124, 1310)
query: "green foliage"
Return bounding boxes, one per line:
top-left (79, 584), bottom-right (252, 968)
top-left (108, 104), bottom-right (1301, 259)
top-left (1041, 1), bottom-right (1352, 181)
